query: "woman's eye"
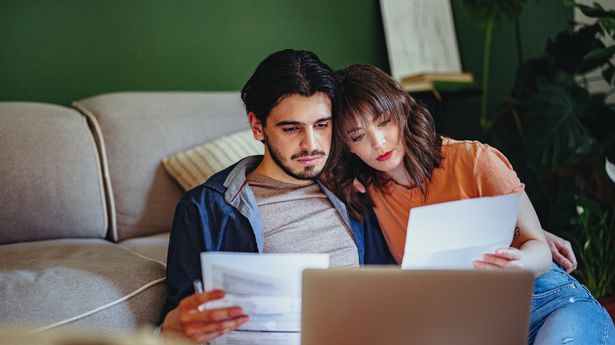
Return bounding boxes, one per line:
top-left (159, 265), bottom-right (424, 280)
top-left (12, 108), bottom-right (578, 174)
top-left (378, 119), bottom-right (391, 127)
top-left (351, 134), bottom-right (365, 143)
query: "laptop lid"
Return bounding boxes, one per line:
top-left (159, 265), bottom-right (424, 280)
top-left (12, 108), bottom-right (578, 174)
top-left (301, 267), bottom-right (533, 345)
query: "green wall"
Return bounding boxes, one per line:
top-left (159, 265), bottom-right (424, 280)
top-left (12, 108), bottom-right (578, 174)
top-left (1, 0), bottom-right (572, 131)
top-left (451, 0), bottom-right (572, 137)
top-left (0, 0), bottom-right (388, 105)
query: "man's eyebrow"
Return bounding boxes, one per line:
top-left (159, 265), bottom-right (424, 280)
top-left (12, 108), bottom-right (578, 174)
top-left (275, 117), bottom-right (332, 127)
top-left (275, 120), bottom-right (302, 127)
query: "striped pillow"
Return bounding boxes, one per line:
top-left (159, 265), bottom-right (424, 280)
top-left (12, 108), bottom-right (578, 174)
top-left (162, 129), bottom-right (264, 191)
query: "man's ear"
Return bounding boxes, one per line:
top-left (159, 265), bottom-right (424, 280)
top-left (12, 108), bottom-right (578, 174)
top-left (248, 112), bottom-right (265, 141)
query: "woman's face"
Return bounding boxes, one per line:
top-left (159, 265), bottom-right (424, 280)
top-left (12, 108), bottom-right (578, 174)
top-left (346, 111), bottom-right (405, 177)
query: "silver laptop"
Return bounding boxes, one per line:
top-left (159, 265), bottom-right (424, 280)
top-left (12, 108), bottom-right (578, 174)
top-left (301, 267), bottom-right (533, 345)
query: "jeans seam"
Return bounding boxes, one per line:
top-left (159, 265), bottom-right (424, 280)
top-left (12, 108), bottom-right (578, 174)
top-left (533, 282), bottom-right (575, 299)
top-left (600, 306), bottom-right (608, 345)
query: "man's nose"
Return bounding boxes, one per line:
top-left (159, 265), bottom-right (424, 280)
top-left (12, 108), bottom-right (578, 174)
top-left (301, 128), bottom-right (317, 151)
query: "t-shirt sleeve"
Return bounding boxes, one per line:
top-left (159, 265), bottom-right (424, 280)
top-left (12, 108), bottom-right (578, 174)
top-left (473, 144), bottom-right (525, 196)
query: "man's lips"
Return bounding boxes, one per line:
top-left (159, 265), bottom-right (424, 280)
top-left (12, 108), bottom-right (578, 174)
top-left (296, 156), bottom-right (323, 165)
top-left (376, 150), bottom-right (393, 162)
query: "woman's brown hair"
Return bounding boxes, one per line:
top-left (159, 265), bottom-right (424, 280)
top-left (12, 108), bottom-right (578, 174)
top-left (325, 64), bottom-right (442, 220)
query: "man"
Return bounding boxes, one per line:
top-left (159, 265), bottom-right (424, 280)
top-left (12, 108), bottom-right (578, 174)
top-left (159, 49), bottom-right (394, 343)
top-left (159, 49), bottom-right (577, 343)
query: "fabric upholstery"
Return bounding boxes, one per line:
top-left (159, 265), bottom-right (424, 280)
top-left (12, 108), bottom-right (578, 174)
top-left (73, 92), bottom-right (249, 241)
top-left (119, 232), bottom-right (170, 265)
top-left (0, 327), bottom-right (191, 345)
top-left (162, 129), bottom-right (263, 191)
top-left (0, 103), bottom-right (107, 244)
top-left (0, 239), bottom-right (166, 330)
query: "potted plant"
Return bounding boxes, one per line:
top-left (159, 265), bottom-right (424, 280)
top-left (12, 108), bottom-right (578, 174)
top-left (498, 2), bottom-right (615, 313)
top-left (464, 1), bottom-right (615, 315)
top-left (460, 0), bottom-right (530, 130)
top-left (569, 195), bottom-right (615, 318)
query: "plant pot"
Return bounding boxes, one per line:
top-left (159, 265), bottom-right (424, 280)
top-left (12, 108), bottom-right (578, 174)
top-left (599, 296), bottom-right (615, 322)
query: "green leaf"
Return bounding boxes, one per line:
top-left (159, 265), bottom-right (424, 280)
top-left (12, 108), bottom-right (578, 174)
top-left (523, 84), bottom-right (595, 172)
top-left (599, 18), bottom-right (615, 37)
top-left (581, 44), bottom-right (615, 73)
top-left (578, 3), bottom-right (615, 19)
top-left (547, 25), bottom-right (601, 74)
top-left (461, 0), bottom-right (526, 30)
top-left (602, 63), bottom-right (615, 85)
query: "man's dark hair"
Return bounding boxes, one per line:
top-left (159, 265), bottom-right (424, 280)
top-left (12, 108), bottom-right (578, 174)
top-left (240, 49), bottom-right (337, 124)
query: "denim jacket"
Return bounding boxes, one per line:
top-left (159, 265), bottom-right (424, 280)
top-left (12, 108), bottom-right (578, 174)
top-left (159, 156), bottom-right (395, 322)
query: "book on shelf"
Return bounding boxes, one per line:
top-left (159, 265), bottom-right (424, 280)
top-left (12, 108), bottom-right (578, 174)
top-left (401, 72), bottom-right (475, 92)
top-left (401, 72), bottom-right (474, 84)
top-left (401, 76), bottom-right (476, 101)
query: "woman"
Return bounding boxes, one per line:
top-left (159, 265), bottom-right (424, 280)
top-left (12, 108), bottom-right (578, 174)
top-left (327, 64), bottom-right (614, 345)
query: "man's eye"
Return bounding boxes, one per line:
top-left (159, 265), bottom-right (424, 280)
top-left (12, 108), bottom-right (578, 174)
top-left (351, 134), bottom-right (365, 143)
top-left (315, 122), bottom-right (330, 129)
top-left (378, 119), bottom-right (391, 127)
top-left (283, 127), bottom-right (299, 133)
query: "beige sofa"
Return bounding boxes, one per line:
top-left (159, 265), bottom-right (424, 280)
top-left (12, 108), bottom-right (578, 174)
top-left (0, 92), bottom-right (249, 332)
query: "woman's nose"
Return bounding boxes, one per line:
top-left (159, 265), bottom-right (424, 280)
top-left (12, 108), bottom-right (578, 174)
top-left (370, 130), bottom-right (386, 149)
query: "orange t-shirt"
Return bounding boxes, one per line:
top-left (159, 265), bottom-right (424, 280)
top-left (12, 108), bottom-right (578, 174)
top-left (368, 138), bottom-right (525, 264)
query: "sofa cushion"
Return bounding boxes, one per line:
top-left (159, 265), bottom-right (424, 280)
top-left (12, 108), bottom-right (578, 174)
top-left (73, 92), bottom-right (249, 241)
top-left (0, 239), bottom-right (166, 330)
top-left (0, 327), bottom-right (192, 345)
top-left (119, 232), bottom-right (170, 265)
top-left (0, 103), bottom-right (108, 244)
top-left (162, 129), bottom-right (263, 191)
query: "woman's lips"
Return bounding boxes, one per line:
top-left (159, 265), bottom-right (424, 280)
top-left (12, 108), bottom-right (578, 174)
top-left (376, 150), bottom-right (393, 162)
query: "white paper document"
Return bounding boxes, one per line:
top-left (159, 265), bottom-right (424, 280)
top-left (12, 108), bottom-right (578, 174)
top-left (401, 193), bottom-right (522, 269)
top-left (200, 252), bottom-right (329, 345)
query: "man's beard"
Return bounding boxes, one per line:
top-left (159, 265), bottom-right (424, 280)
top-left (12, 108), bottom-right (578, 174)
top-left (264, 138), bottom-right (326, 181)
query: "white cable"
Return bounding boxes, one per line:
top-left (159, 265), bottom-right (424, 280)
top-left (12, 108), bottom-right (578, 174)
top-left (32, 277), bottom-right (166, 333)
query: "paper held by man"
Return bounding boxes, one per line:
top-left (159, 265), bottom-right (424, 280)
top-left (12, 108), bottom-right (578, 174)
top-left (201, 252), bottom-right (329, 345)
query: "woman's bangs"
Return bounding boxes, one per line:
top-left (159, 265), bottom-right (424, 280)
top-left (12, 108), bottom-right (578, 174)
top-left (338, 101), bottom-right (368, 145)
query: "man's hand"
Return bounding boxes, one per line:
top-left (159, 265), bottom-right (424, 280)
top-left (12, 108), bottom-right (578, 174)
top-left (473, 247), bottom-right (524, 270)
top-left (161, 290), bottom-right (249, 343)
top-left (543, 229), bottom-right (577, 273)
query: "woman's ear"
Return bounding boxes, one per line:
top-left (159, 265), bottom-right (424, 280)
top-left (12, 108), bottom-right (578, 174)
top-left (248, 112), bottom-right (265, 141)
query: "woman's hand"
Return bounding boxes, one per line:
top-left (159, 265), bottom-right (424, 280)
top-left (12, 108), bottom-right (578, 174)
top-left (543, 229), bottom-right (577, 273)
top-left (161, 289), bottom-right (249, 343)
top-left (473, 247), bottom-right (524, 270)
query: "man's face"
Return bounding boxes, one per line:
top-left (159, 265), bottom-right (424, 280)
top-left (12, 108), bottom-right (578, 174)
top-left (250, 92), bottom-right (332, 184)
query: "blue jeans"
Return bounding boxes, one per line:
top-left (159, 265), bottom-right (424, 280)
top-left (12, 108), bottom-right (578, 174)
top-left (529, 263), bottom-right (615, 345)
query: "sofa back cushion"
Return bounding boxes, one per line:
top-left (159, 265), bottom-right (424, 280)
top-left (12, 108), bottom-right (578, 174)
top-left (0, 103), bottom-right (108, 244)
top-left (73, 92), bottom-right (249, 241)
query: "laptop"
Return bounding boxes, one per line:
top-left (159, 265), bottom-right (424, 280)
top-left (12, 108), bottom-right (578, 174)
top-left (301, 267), bottom-right (533, 345)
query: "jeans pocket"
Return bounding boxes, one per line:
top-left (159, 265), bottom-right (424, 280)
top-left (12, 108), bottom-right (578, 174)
top-left (533, 265), bottom-right (575, 298)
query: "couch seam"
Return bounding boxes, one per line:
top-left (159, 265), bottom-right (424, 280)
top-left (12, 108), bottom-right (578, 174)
top-left (77, 113), bottom-right (109, 239)
top-left (117, 244), bottom-right (167, 268)
top-left (72, 101), bottom-right (118, 243)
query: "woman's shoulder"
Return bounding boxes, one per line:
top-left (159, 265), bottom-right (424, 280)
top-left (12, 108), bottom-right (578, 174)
top-left (441, 137), bottom-right (487, 160)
